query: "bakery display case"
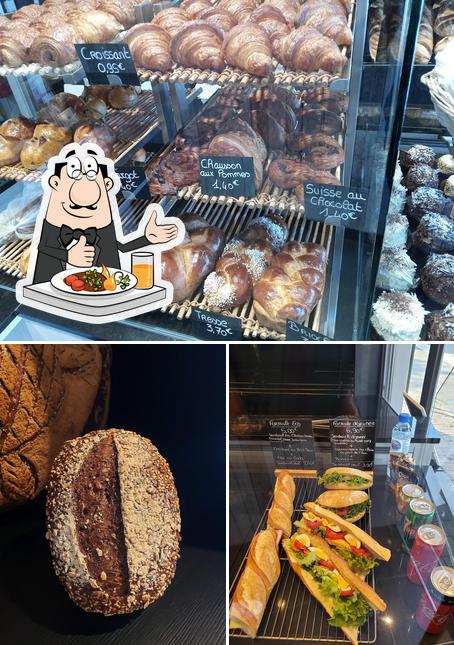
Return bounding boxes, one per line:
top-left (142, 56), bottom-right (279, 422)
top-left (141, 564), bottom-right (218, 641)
top-left (0, 0), bottom-right (430, 340)
top-left (369, 0), bottom-right (454, 341)
top-left (229, 344), bottom-right (454, 645)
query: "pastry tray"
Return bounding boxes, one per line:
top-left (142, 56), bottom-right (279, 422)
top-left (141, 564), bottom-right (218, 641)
top-left (0, 90), bottom-right (160, 183)
top-left (229, 472), bottom-right (377, 643)
top-left (0, 195), bottom-right (333, 341)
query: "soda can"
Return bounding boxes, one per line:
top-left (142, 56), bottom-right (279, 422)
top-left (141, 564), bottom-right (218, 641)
top-left (407, 524), bottom-right (446, 584)
top-left (415, 566), bottom-right (454, 634)
top-left (397, 483), bottom-right (424, 515)
top-left (403, 498), bottom-right (435, 548)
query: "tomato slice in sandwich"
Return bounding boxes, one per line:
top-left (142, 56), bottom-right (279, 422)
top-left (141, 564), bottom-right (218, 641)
top-left (319, 559), bottom-right (335, 571)
top-left (306, 519), bottom-right (322, 530)
top-left (325, 528), bottom-right (346, 540)
top-left (340, 588), bottom-right (354, 597)
top-left (351, 546), bottom-right (373, 559)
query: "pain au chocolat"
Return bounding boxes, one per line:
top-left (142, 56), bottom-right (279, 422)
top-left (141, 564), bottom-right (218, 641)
top-left (46, 428), bottom-right (180, 615)
top-left (0, 345), bottom-right (110, 509)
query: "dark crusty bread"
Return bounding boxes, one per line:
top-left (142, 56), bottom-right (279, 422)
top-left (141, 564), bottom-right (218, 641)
top-left (46, 428), bottom-right (180, 615)
top-left (0, 345), bottom-right (109, 509)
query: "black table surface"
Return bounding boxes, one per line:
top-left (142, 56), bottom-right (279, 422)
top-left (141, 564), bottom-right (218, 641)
top-left (229, 442), bottom-right (454, 645)
top-left (0, 497), bottom-right (225, 645)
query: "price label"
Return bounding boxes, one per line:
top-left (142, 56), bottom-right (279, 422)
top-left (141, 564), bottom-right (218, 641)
top-left (199, 156), bottom-right (255, 198)
top-left (303, 182), bottom-right (370, 233)
top-left (267, 418), bottom-right (315, 468)
top-left (75, 43), bottom-right (140, 86)
top-left (191, 307), bottom-right (242, 340)
top-left (116, 166), bottom-right (150, 200)
top-left (330, 416), bottom-right (376, 469)
top-left (285, 320), bottom-right (331, 341)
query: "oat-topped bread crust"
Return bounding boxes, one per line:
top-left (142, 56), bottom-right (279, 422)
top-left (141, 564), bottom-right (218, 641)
top-left (46, 428), bottom-right (180, 615)
top-left (0, 345), bottom-right (108, 509)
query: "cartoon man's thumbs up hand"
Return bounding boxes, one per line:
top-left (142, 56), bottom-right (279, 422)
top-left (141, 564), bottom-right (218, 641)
top-left (145, 208), bottom-right (179, 245)
top-left (67, 235), bottom-right (95, 268)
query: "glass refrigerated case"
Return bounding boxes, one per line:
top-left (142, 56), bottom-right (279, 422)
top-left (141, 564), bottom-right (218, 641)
top-left (0, 0), bottom-right (429, 340)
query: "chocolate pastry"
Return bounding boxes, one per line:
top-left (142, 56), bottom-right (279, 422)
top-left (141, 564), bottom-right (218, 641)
top-left (147, 148), bottom-right (200, 195)
top-left (301, 87), bottom-right (348, 114)
top-left (301, 108), bottom-right (343, 135)
top-left (412, 212), bottom-right (454, 254)
top-left (251, 86), bottom-right (301, 112)
top-left (400, 144), bottom-right (437, 170)
top-left (0, 345), bottom-right (110, 509)
top-left (404, 164), bottom-right (439, 191)
top-left (407, 187), bottom-right (449, 220)
top-left (420, 253), bottom-right (454, 305)
top-left (286, 133), bottom-right (345, 170)
top-left (251, 109), bottom-right (286, 149)
top-left (46, 428), bottom-right (180, 615)
top-left (426, 304), bottom-right (454, 340)
top-left (267, 158), bottom-right (312, 189)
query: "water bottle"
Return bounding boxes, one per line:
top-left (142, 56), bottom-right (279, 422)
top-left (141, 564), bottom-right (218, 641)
top-left (391, 413), bottom-right (412, 454)
top-left (387, 413), bottom-right (412, 478)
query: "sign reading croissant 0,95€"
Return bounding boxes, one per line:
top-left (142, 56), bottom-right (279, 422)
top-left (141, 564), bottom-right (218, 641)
top-left (303, 182), bottom-right (370, 233)
top-left (199, 156), bottom-right (256, 198)
top-left (75, 44), bottom-right (140, 86)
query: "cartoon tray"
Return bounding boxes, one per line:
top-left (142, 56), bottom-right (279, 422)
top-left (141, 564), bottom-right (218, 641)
top-left (22, 280), bottom-right (168, 324)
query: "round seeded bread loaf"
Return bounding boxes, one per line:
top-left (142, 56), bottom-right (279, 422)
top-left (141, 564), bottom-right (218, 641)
top-left (46, 428), bottom-right (181, 615)
top-left (0, 345), bottom-right (110, 509)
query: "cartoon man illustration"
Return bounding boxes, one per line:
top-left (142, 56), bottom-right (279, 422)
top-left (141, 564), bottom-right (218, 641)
top-left (32, 143), bottom-right (179, 283)
top-left (16, 142), bottom-right (185, 325)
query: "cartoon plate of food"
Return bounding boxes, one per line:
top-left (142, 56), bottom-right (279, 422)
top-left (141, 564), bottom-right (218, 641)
top-left (51, 264), bottom-right (137, 296)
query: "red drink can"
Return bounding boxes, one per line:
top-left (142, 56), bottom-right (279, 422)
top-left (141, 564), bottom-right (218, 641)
top-left (407, 524), bottom-right (446, 584)
top-left (416, 566), bottom-right (454, 634)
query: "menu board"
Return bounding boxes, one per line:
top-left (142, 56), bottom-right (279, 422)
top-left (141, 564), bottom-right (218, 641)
top-left (75, 44), bottom-right (140, 86)
top-left (330, 416), bottom-right (376, 469)
top-left (199, 156), bottom-right (255, 198)
top-left (267, 418), bottom-right (315, 468)
top-left (303, 182), bottom-right (371, 233)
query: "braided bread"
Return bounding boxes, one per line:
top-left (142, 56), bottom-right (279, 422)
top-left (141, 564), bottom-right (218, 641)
top-left (203, 214), bottom-right (288, 309)
top-left (161, 212), bottom-right (225, 303)
top-left (253, 241), bottom-right (328, 333)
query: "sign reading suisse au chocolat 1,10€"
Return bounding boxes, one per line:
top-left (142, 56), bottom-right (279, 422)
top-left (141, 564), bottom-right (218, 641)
top-left (199, 156), bottom-right (256, 198)
top-left (75, 44), bottom-right (140, 86)
top-left (330, 416), bottom-right (376, 470)
top-left (303, 182), bottom-right (370, 233)
top-left (267, 418), bottom-right (316, 468)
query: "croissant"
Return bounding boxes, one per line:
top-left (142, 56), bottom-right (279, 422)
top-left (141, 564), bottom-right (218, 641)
top-left (171, 21), bottom-right (224, 72)
top-left (161, 212), bottom-right (225, 302)
top-left (219, 0), bottom-right (257, 23)
top-left (0, 34), bottom-right (29, 67)
top-left (74, 10), bottom-right (124, 41)
top-left (229, 529), bottom-right (281, 637)
top-left (29, 24), bottom-right (82, 66)
top-left (267, 472), bottom-right (296, 538)
top-left (264, 0), bottom-right (298, 23)
top-left (97, 0), bottom-right (136, 29)
top-left (198, 7), bottom-right (237, 34)
top-left (223, 24), bottom-right (273, 77)
top-left (253, 241), bottom-right (328, 333)
top-left (276, 25), bottom-right (347, 74)
top-left (180, 0), bottom-right (212, 19)
top-left (152, 8), bottom-right (189, 37)
top-left (124, 24), bottom-right (172, 71)
top-left (296, 9), bottom-right (353, 45)
top-left (248, 5), bottom-right (290, 44)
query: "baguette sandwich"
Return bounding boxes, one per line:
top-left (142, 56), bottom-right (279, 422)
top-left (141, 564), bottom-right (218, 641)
top-left (229, 528), bottom-right (281, 637)
top-left (283, 528), bottom-right (386, 645)
top-left (294, 503), bottom-right (390, 577)
top-left (318, 467), bottom-right (373, 490)
top-left (315, 490), bottom-right (371, 522)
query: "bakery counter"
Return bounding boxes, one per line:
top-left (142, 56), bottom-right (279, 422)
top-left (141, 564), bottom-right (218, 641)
top-left (229, 442), bottom-right (454, 645)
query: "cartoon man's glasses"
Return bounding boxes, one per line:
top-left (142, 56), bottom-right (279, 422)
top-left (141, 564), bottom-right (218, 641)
top-left (67, 156), bottom-right (99, 181)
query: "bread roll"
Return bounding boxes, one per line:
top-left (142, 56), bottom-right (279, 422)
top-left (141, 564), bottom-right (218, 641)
top-left (46, 429), bottom-right (180, 615)
top-left (0, 345), bottom-right (110, 508)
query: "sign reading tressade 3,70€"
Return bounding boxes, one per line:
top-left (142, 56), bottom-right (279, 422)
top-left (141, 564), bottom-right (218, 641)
top-left (303, 182), bottom-right (370, 233)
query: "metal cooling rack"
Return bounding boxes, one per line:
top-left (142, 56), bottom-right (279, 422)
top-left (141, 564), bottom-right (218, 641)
top-left (229, 475), bottom-right (377, 643)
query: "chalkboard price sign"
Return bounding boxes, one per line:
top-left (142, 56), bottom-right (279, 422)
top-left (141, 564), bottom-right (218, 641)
top-left (191, 307), bottom-right (242, 340)
top-left (303, 182), bottom-right (370, 233)
top-left (286, 319), bottom-right (331, 341)
top-left (75, 43), bottom-right (140, 85)
top-left (199, 156), bottom-right (255, 198)
top-left (116, 166), bottom-right (150, 200)
top-left (267, 418), bottom-right (315, 468)
top-left (330, 416), bottom-right (376, 469)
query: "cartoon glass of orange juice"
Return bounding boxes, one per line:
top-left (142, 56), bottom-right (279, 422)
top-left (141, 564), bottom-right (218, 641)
top-left (132, 252), bottom-right (154, 289)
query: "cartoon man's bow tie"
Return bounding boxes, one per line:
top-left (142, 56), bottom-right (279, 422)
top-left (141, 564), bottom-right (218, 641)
top-left (60, 225), bottom-right (97, 246)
